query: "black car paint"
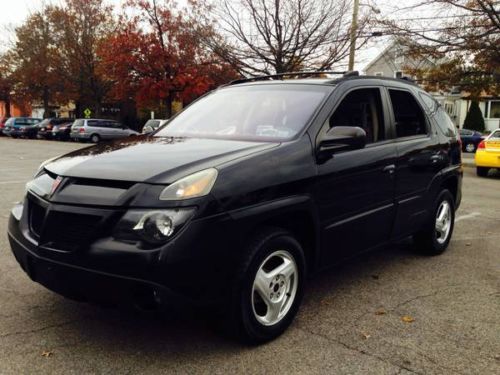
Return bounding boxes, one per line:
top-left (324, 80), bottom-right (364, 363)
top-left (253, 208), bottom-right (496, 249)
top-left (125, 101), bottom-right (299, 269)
top-left (8, 77), bottom-right (462, 307)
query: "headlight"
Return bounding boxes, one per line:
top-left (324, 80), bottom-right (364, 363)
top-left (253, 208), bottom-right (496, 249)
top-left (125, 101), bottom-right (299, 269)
top-left (159, 168), bottom-right (218, 201)
top-left (113, 208), bottom-right (196, 245)
top-left (35, 156), bottom-right (59, 177)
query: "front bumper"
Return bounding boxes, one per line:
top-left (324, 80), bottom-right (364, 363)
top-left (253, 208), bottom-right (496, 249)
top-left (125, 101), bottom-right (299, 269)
top-left (8, 194), bottom-right (241, 308)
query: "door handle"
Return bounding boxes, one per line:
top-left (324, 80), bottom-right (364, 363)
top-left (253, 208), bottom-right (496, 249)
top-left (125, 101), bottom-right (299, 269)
top-left (382, 164), bottom-right (396, 174)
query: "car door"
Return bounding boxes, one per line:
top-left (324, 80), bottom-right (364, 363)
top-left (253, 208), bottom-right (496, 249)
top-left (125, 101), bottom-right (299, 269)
top-left (386, 86), bottom-right (442, 238)
top-left (314, 85), bottom-right (397, 265)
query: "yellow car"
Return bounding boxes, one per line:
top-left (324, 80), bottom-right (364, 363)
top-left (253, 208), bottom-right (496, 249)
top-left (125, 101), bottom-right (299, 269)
top-left (475, 128), bottom-right (500, 176)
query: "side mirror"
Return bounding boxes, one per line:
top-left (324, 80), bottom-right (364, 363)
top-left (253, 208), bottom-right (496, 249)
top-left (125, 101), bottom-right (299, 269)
top-left (317, 126), bottom-right (366, 161)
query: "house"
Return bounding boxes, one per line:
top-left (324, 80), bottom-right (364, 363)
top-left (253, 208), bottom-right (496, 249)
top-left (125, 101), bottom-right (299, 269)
top-left (363, 41), bottom-right (500, 131)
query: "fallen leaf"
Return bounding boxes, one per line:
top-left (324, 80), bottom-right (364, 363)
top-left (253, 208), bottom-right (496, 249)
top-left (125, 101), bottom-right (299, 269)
top-left (41, 351), bottom-right (53, 358)
top-left (401, 316), bottom-right (415, 323)
top-left (361, 331), bottom-right (371, 339)
top-left (466, 242), bottom-right (472, 246)
top-left (375, 308), bottom-right (386, 315)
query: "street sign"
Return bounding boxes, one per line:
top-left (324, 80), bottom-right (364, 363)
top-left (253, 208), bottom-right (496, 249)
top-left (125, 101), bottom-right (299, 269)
top-left (83, 108), bottom-right (92, 119)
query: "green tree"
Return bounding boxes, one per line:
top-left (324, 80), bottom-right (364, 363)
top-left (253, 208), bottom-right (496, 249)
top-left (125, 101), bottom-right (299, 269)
top-left (463, 101), bottom-right (485, 132)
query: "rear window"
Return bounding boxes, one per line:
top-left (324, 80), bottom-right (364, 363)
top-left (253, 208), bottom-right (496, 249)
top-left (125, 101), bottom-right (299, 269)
top-left (489, 130), bottom-right (500, 139)
top-left (388, 89), bottom-right (428, 137)
top-left (73, 119), bottom-right (84, 127)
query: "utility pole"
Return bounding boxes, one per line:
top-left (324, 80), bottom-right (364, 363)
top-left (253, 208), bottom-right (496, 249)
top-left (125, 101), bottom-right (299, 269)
top-left (348, 0), bottom-right (360, 71)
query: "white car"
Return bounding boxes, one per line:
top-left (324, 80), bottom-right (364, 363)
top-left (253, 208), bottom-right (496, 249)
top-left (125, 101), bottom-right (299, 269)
top-left (142, 119), bottom-right (169, 134)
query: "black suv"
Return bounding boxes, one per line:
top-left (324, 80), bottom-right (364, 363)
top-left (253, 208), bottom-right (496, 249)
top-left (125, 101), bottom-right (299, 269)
top-left (8, 73), bottom-right (462, 342)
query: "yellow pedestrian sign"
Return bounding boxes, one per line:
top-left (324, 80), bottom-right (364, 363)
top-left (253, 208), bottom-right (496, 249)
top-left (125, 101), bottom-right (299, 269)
top-left (83, 108), bottom-right (92, 118)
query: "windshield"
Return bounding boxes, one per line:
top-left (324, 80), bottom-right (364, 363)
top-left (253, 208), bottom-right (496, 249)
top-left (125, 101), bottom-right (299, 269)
top-left (155, 84), bottom-right (331, 142)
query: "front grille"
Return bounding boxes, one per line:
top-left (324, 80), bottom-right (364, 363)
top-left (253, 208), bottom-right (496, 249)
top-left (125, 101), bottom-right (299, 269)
top-left (41, 211), bottom-right (103, 251)
top-left (28, 200), bottom-right (47, 237)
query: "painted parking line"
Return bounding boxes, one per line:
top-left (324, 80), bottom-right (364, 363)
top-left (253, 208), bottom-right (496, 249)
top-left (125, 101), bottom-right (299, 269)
top-left (455, 212), bottom-right (481, 222)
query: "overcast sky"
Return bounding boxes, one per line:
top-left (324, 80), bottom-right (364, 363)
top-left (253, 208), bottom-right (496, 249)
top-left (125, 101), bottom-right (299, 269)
top-left (0, 0), bottom-right (436, 71)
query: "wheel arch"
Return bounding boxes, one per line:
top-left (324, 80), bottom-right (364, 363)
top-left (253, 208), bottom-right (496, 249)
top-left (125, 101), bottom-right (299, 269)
top-left (229, 196), bottom-right (321, 275)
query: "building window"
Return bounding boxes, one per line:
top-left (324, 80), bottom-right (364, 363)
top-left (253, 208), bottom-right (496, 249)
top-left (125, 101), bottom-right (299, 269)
top-left (374, 72), bottom-right (383, 76)
top-left (488, 101), bottom-right (500, 119)
top-left (394, 71), bottom-right (403, 79)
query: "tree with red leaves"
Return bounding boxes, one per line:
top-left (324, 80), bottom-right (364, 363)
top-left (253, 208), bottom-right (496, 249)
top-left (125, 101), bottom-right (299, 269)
top-left (99, 0), bottom-right (238, 118)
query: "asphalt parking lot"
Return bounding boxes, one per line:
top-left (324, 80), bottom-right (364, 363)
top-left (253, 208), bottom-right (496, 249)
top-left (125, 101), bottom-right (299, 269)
top-left (0, 137), bottom-right (499, 374)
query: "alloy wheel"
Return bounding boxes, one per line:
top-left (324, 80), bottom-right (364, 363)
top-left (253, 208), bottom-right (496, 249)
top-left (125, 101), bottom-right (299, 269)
top-left (435, 200), bottom-right (452, 244)
top-left (251, 250), bottom-right (298, 326)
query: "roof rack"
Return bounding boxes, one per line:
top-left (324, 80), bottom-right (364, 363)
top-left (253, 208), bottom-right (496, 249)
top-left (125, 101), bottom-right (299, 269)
top-left (229, 71), bottom-right (359, 85)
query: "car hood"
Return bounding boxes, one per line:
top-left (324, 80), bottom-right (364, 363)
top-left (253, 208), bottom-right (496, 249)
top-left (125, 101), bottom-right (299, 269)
top-left (44, 136), bottom-right (279, 184)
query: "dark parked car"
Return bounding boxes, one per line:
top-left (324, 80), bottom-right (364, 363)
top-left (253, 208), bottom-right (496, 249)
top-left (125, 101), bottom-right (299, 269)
top-left (8, 73), bottom-right (462, 343)
top-left (37, 118), bottom-right (73, 139)
top-left (459, 128), bottom-right (484, 153)
top-left (51, 121), bottom-right (75, 141)
top-left (3, 117), bottom-right (42, 138)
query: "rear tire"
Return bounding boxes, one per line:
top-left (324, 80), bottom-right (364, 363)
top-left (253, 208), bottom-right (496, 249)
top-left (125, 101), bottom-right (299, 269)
top-left (413, 190), bottom-right (455, 256)
top-left (90, 134), bottom-right (100, 143)
top-left (227, 228), bottom-right (306, 343)
top-left (476, 167), bottom-right (489, 177)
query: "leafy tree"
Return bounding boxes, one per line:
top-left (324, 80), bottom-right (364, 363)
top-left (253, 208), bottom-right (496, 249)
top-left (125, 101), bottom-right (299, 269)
top-left (47, 0), bottom-right (115, 117)
top-left (9, 12), bottom-right (67, 118)
top-left (378, 0), bottom-right (499, 97)
top-left (196, 0), bottom-right (372, 75)
top-left (0, 54), bottom-right (14, 117)
top-left (99, 0), bottom-right (238, 117)
top-left (463, 100), bottom-right (485, 132)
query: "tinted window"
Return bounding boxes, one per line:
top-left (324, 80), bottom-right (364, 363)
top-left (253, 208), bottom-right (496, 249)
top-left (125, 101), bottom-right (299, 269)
top-left (155, 85), bottom-right (331, 142)
top-left (110, 121), bottom-right (123, 129)
top-left (87, 120), bottom-right (106, 128)
top-left (434, 107), bottom-right (457, 137)
top-left (328, 88), bottom-right (385, 143)
top-left (389, 89), bottom-right (427, 137)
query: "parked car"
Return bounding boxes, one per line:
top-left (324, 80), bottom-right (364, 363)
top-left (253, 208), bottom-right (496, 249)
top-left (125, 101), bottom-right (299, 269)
top-left (0, 117), bottom-right (9, 135)
top-left (51, 121), bottom-right (75, 141)
top-left (37, 118), bottom-right (73, 139)
top-left (8, 73), bottom-right (462, 343)
top-left (475, 128), bottom-right (500, 177)
top-left (70, 118), bottom-right (139, 143)
top-left (459, 128), bottom-right (484, 153)
top-left (142, 119), bottom-right (169, 134)
top-left (2, 117), bottom-right (42, 138)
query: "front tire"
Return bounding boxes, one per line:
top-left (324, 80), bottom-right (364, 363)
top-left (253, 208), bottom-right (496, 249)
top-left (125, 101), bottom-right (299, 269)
top-left (414, 190), bottom-right (455, 255)
top-left (229, 228), bottom-right (306, 343)
top-left (476, 167), bottom-right (489, 177)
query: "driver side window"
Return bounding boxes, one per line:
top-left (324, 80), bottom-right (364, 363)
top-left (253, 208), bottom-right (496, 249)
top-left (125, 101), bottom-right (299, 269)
top-left (328, 88), bottom-right (385, 143)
